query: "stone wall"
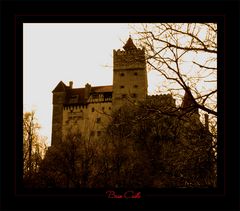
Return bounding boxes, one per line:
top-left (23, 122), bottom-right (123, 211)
top-left (113, 48), bottom-right (146, 70)
top-left (112, 47), bottom-right (147, 109)
top-left (62, 102), bottom-right (112, 140)
top-left (51, 92), bottom-right (66, 145)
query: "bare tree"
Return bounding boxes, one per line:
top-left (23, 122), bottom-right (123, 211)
top-left (23, 111), bottom-right (47, 184)
top-left (130, 23), bottom-right (217, 137)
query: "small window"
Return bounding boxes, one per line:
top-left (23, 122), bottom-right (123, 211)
top-left (134, 72), bottom-right (138, 76)
top-left (102, 107), bottom-right (105, 111)
top-left (92, 93), bottom-right (98, 99)
top-left (109, 107), bottom-right (111, 110)
top-left (120, 85), bottom-right (124, 89)
top-left (96, 117), bottom-right (101, 123)
top-left (134, 85), bottom-right (138, 88)
top-left (122, 94), bottom-right (127, 98)
top-left (132, 93), bottom-right (137, 98)
top-left (97, 131), bottom-right (101, 136)
top-left (92, 107), bottom-right (95, 112)
top-left (120, 73), bottom-right (125, 76)
top-left (90, 131), bottom-right (95, 136)
top-left (69, 95), bottom-right (79, 104)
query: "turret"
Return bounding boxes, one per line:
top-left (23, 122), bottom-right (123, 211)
top-left (112, 36), bottom-right (147, 109)
top-left (69, 81), bottom-right (73, 89)
top-left (181, 87), bottom-right (201, 125)
top-left (51, 81), bottom-right (66, 146)
top-left (204, 113), bottom-right (209, 130)
top-left (84, 83), bottom-right (91, 102)
top-left (181, 87), bottom-right (197, 112)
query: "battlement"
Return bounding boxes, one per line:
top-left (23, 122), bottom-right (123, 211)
top-left (113, 48), bottom-right (146, 70)
top-left (147, 94), bottom-right (176, 107)
top-left (113, 47), bottom-right (145, 56)
top-left (147, 93), bottom-right (173, 98)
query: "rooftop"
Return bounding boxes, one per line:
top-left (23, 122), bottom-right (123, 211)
top-left (123, 36), bottom-right (137, 51)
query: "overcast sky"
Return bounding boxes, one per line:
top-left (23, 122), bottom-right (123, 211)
top-left (23, 23), bottom-right (162, 146)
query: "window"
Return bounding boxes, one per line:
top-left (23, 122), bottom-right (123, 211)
top-left (97, 131), bottom-right (101, 136)
top-left (122, 94), bottom-right (127, 98)
top-left (92, 107), bottom-right (95, 112)
top-left (134, 85), bottom-right (138, 88)
top-left (92, 93), bottom-right (99, 99)
top-left (134, 72), bottom-right (138, 76)
top-left (109, 107), bottom-right (111, 110)
top-left (102, 107), bottom-right (105, 111)
top-left (90, 131), bottom-right (95, 137)
top-left (120, 85), bottom-right (124, 89)
top-left (96, 117), bottom-right (101, 123)
top-left (68, 111), bottom-right (83, 119)
top-left (69, 95), bottom-right (79, 104)
top-left (132, 93), bottom-right (137, 98)
top-left (120, 73), bottom-right (125, 76)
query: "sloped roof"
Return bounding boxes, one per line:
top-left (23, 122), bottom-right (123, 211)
top-left (66, 85), bottom-right (112, 95)
top-left (123, 37), bottom-right (137, 51)
top-left (64, 85), bottom-right (113, 105)
top-left (91, 85), bottom-right (113, 93)
top-left (52, 81), bottom-right (67, 92)
top-left (181, 88), bottom-right (195, 108)
top-left (67, 88), bottom-right (85, 98)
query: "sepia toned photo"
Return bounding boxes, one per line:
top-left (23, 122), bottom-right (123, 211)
top-left (23, 23), bottom-right (217, 189)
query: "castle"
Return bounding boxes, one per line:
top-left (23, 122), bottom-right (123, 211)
top-left (51, 37), bottom-right (203, 146)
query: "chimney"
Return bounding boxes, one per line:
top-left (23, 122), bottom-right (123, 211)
top-left (69, 81), bottom-right (73, 89)
top-left (84, 83), bottom-right (91, 100)
top-left (204, 113), bottom-right (209, 130)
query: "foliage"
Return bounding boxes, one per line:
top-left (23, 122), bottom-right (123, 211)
top-left (23, 111), bottom-right (47, 187)
top-left (37, 131), bottom-right (99, 188)
top-left (105, 98), bottom-right (216, 188)
top-left (26, 98), bottom-right (216, 188)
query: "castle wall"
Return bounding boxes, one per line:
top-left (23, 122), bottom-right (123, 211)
top-left (113, 69), bottom-right (147, 107)
top-left (62, 102), bottom-right (112, 140)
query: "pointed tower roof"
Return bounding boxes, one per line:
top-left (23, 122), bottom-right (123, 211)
top-left (52, 81), bottom-right (67, 92)
top-left (182, 93), bottom-right (190, 108)
top-left (181, 87), bottom-right (194, 108)
top-left (123, 36), bottom-right (137, 51)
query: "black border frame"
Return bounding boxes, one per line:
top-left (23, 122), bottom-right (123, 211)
top-left (1, 0), bottom-right (239, 210)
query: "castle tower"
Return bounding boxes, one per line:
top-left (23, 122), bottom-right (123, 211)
top-left (112, 37), bottom-right (147, 109)
top-left (181, 87), bottom-right (201, 126)
top-left (51, 81), bottom-right (67, 146)
top-left (181, 87), bottom-right (198, 114)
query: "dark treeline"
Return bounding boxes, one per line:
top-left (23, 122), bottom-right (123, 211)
top-left (23, 97), bottom-right (217, 188)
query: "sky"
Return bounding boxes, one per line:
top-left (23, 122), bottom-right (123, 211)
top-left (23, 23), bottom-right (162, 146)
